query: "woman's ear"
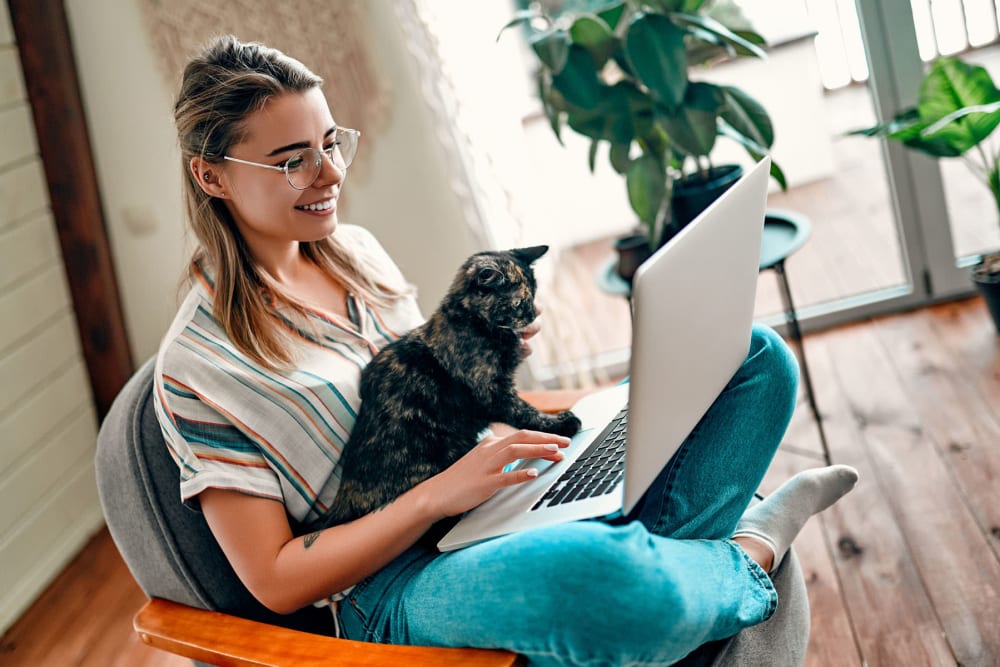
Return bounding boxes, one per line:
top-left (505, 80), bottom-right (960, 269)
top-left (190, 156), bottom-right (227, 198)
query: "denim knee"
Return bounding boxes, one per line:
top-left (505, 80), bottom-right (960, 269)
top-left (747, 324), bottom-right (799, 411)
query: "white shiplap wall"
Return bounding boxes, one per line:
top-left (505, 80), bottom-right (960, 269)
top-left (0, 1), bottom-right (104, 634)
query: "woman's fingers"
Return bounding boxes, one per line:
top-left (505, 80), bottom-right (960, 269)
top-left (498, 466), bottom-right (541, 487)
top-left (496, 429), bottom-right (571, 446)
top-left (502, 442), bottom-right (567, 462)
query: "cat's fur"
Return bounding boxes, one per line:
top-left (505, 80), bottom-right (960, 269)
top-left (325, 245), bottom-right (581, 525)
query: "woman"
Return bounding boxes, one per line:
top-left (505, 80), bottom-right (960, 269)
top-left (154, 35), bottom-right (857, 665)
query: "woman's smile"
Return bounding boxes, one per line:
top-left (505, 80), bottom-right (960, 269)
top-left (294, 196), bottom-right (337, 215)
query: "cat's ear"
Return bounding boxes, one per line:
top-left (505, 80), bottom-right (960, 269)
top-left (512, 245), bottom-right (549, 265)
top-left (475, 266), bottom-right (506, 289)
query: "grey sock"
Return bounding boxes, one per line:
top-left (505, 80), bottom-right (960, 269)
top-left (733, 464), bottom-right (859, 572)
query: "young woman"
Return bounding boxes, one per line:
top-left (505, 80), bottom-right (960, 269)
top-left (154, 35), bottom-right (857, 665)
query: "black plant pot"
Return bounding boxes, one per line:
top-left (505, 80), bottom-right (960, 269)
top-left (613, 233), bottom-right (652, 283)
top-left (665, 164), bottom-right (745, 245)
top-left (972, 254), bottom-right (1000, 332)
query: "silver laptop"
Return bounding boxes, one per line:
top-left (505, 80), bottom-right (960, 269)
top-left (437, 157), bottom-right (771, 551)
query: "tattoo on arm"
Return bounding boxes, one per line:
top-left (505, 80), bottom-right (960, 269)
top-left (303, 531), bottom-right (321, 549)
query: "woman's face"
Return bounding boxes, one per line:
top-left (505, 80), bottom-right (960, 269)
top-left (219, 88), bottom-right (345, 255)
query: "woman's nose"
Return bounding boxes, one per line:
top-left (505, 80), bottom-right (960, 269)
top-left (314, 151), bottom-right (345, 188)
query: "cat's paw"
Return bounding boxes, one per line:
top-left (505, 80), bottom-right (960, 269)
top-left (551, 411), bottom-right (582, 437)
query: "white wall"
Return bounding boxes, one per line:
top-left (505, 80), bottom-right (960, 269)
top-left (65, 0), bottom-right (189, 364)
top-left (0, 0), bottom-right (103, 634)
top-left (64, 0), bottom-right (479, 364)
top-left (346, 1), bottom-right (478, 307)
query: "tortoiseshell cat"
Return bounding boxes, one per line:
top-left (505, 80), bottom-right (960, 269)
top-left (325, 245), bottom-right (581, 525)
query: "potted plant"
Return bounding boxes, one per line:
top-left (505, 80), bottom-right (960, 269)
top-left (501, 0), bottom-right (786, 281)
top-left (850, 56), bottom-right (1000, 330)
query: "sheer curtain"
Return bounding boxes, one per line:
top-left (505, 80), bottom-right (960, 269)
top-left (395, 0), bottom-right (614, 389)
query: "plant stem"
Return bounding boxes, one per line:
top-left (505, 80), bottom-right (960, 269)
top-left (975, 141), bottom-right (992, 177)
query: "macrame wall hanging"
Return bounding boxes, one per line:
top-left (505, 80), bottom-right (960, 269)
top-left (137, 0), bottom-right (390, 206)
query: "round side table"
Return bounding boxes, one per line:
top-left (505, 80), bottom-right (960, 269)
top-left (596, 208), bottom-right (831, 464)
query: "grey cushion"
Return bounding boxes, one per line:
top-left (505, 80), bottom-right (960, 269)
top-left (95, 359), bottom-right (808, 664)
top-left (95, 358), bottom-right (331, 634)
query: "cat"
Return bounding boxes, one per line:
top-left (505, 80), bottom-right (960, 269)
top-left (325, 245), bottom-right (581, 525)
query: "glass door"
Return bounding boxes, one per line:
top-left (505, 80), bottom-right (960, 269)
top-left (730, 0), bottom-right (980, 332)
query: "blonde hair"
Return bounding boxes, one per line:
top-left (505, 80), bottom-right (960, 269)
top-left (174, 35), bottom-right (405, 368)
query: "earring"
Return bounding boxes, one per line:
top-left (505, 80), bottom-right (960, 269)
top-left (203, 172), bottom-right (212, 182)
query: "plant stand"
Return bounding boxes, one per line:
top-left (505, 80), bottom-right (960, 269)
top-left (759, 210), bottom-right (831, 465)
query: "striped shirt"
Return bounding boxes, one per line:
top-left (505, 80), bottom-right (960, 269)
top-left (153, 225), bottom-right (425, 530)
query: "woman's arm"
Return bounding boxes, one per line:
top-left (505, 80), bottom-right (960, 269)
top-left (200, 429), bottom-right (570, 614)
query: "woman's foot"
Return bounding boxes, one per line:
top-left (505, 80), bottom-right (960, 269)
top-left (733, 464), bottom-right (859, 573)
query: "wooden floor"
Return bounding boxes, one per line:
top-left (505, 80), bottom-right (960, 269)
top-left (2, 296), bottom-right (1000, 665)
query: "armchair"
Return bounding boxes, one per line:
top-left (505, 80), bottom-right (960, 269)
top-left (97, 359), bottom-right (809, 666)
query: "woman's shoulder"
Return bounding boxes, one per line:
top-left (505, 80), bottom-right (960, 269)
top-left (155, 283), bottom-right (232, 384)
top-left (337, 223), bottom-right (392, 263)
top-left (336, 223), bottom-right (411, 290)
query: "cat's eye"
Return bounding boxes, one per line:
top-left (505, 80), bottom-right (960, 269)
top-left (476, 267), bottom-right (506, 288)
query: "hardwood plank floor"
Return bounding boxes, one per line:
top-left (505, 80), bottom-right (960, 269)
top-left (3, 297), bottom-right (1000, 665)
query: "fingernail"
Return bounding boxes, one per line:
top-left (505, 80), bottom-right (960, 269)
top-left (526, 468), bottom-right (539, 477)
top-left (544, 443), bottom-right (559, 451)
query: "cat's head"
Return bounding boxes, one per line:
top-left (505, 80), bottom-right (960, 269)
top-left (445, 245), bottom-right (549, 332)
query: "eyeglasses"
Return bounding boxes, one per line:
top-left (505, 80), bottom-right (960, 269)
top-left (222, 127), bottom-right (360, 190)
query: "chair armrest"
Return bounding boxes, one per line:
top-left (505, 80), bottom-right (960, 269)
top-left (134, 598), bottom-right (524, 666)
top-left (519, 388), bottom-right (593, 414)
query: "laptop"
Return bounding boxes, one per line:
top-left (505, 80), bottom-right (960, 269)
top-left (437, 157), bottom-right (771, 551)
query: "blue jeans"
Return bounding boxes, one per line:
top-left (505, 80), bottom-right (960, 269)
top-left (337, 324), bottom-right (799, 666)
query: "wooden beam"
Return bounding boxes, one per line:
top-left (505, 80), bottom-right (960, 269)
top-left (8, 0), bottom-right (133, 419)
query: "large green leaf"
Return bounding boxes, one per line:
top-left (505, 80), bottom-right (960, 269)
top-left (923, 101), bottom-right (1000, 136)
top-left (609, 141), bottom-right (631, 174)
top-left (551, 44), bottom-right (604, 109)
top-left (648, 0), bottom-right (685, 11)
top-left (564, 82), bottom-right (640, 145)
top-left (496, 9), bottom-right (546, 42)
top-left (569, 14), bottom-right (618, 69)
top-left (627, 153), bottom-right (667, 224)
top-left (595, 1), bottom-right (627, 32)
top-left (530, 29), bottom-right (570, 74)
top-left (536, 71), bottom-right (564, 145)
top-left (656, 82), bottom-right (722, 156)
top-left (917, 57), bottom-right (1000, 153)
top-left (719, 85), bottom-right (773, 148)
top-left (619, 80), bottom-right (655, 140)
top-left (625, 12), bottom-right (687, 108)
top-left (671, 13), bottom-right (767, 59)
top-left (567, 104), bottom-right (612, 140)
top-left (718, 122), bottom-right (787, 190)
top-left (851, 107), bottom-right (966, 157)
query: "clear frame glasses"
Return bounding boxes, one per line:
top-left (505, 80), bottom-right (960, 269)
top-left (223, 127), bottom-right (360, 190)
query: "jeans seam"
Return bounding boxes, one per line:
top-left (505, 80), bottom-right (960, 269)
top-left (650, 430), bottom-right (695, 535)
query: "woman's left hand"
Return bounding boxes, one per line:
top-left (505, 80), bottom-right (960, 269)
top-left (519, 306), bottom-right (542, 359)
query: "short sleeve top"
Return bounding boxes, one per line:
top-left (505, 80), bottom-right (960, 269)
top-left (153, 225), bottom-right (424, 530)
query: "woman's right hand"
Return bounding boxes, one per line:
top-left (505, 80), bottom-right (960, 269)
top-left (417, 430), bottom-right (571, 520)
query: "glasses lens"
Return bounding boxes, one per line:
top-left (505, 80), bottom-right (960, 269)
top-left (332, 129), bottom-right (358, 169)
top-left (286, 149), bottom-right (322, 190)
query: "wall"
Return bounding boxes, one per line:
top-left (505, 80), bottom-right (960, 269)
top-left (0, 0), bottom-right (103, 634)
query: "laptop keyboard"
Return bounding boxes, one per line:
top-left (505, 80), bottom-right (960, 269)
top-left (531, 407), bottom-right (628, 511)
